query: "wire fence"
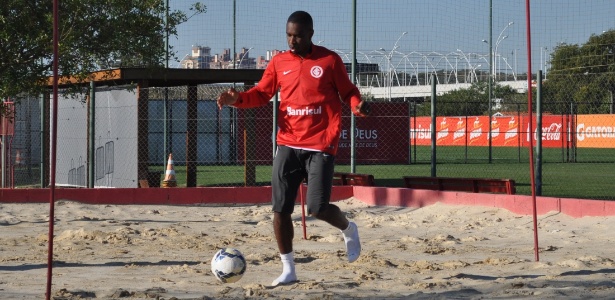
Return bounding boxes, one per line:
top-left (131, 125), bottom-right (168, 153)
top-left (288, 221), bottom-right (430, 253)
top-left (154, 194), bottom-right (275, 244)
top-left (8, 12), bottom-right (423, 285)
top-left (5, 74), bottom-right (614, 200)
top-left (2, 0), bottom-right (614, 200)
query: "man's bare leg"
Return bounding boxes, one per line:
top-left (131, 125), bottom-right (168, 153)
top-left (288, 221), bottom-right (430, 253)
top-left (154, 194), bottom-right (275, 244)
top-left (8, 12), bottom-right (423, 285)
top-left (271, 212), bottom-right (297, 286)
top-left (312, 204), bottom-right (361, 263)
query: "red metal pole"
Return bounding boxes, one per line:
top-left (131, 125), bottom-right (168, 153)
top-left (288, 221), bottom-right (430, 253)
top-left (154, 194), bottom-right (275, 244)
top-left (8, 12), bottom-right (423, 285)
top-left (525, 0), bottom-right (540, 262)
top-left (300, 184), bottom-right (307, 239)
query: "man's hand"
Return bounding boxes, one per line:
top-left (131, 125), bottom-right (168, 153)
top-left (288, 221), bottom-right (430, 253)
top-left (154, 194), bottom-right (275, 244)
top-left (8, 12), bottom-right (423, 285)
top-left (217, 88), bottom-right (240, 110)
top-left (354, 100), bottom-right (371, 117)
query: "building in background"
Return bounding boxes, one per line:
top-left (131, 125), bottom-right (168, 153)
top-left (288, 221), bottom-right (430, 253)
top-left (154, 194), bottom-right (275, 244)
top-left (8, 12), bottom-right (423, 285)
top-left (179, 46), bottom-right (284, 69)
top-left (179, 45), bottom-right (212, 69)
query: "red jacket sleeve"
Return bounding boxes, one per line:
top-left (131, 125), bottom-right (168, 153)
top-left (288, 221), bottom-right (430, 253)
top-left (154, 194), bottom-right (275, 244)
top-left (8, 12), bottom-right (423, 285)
top-left (332, 54), bottom-right (362, 115)
top-left (233, 61), bottom-right (278, 108)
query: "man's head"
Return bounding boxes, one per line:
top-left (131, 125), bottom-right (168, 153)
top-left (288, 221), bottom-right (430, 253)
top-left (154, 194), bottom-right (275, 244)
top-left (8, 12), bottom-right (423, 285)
top-left (286, 11), bottom-right (314, 57)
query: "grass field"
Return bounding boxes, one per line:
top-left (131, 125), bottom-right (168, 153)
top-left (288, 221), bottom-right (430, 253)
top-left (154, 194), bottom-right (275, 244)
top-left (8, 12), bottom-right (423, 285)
top-left (153, 146), bottom-right (613, 201)
top-left (14, 147), bottom-right (613, 200)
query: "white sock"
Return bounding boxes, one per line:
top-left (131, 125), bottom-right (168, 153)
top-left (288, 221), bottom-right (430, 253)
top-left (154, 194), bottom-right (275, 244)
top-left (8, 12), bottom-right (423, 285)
top-left (271, 252), bottom-right (297, 286)
top-left (342, 222), bottom-right (361, 263)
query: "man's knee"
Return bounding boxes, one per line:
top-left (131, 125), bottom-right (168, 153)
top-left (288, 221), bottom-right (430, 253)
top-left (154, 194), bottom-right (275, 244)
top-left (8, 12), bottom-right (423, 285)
top-left (310, 203), bottom-right (337, 220)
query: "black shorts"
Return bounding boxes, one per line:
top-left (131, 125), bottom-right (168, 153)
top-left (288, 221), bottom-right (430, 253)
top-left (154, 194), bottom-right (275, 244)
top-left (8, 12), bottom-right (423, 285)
top-left (271, 145), bottom-right (335, 214)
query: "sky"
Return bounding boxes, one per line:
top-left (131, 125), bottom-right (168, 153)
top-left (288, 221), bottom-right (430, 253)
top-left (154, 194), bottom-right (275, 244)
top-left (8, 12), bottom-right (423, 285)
top-left (169, 0), bottom-right (615, 75)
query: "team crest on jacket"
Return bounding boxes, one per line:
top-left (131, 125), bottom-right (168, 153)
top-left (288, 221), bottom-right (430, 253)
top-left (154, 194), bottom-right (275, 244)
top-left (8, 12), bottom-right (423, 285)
top-left (310, 66), bottom-right (323, 78)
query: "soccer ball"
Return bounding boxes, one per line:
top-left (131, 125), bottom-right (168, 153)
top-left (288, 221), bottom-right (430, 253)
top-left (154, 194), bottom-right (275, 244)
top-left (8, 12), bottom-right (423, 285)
top-left (211, 248), bottom-right (247, 283)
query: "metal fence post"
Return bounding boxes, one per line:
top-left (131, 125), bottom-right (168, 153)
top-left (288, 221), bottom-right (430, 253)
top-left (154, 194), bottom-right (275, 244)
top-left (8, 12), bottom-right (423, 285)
top-left (40, 93), bottom-right (47, 187)
top-left (430, 74), bottom-right (437, 177)
top-left (88, 81), bottom-right (95, 188)
top-left (186, 84), bottom-right (197, 187)
top-left (408, 100), bottom-right (412, 164)
top-left (1, 102), bottom-right (5, 188)
top-left (535, 71), bottom-right (542, 196)
top-left (350, 0), bottom-right (357, 173)
top-left (272, 92), bottom-right (278, 159)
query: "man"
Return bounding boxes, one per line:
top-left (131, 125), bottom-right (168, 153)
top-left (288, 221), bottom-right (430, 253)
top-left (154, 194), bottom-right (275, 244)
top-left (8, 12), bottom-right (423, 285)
top-left (217, 10), bottom-right (369, 286)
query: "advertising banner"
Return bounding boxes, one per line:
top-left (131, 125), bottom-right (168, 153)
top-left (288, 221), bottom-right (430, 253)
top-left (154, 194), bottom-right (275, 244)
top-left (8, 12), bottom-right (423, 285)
top-left (411, 115), bottom-right (569, 148)
top-left (576, 115), bottom-right (615, 148)
top-left (523, 115), bottom-right (568, 148)
top-left (336, 103), bottom-right (409, 164)
top-left (238, 102), bottom-right (409, 164)
top-left (240, 110), bottom-right (613, 167)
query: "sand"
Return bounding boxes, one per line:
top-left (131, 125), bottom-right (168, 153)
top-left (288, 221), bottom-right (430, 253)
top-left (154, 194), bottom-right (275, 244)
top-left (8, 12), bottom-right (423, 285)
top-left (1, 198), bottom-right (615, 299)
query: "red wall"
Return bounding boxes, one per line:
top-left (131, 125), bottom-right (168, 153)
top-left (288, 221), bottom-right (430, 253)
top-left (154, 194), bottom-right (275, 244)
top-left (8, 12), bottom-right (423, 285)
top-left (2, 186), bottom-right (614, 218)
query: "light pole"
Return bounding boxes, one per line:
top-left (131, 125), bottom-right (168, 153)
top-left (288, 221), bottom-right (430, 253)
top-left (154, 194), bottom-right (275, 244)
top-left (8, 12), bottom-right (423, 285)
top-left (514, 49), bottom-right (518, 80)
top-left (485, 18), bottom-right (513, 163)
top-left (375, 48), bottom-right (391, 100)
top-left (238, 47), bottom-right (253, 69)
top-left (381, 47), bottom-right (400, 101)
top-left (177, 53), bottom-right (190, 68)
top-left (380, 32), bottom-right (407, 101)
top-left (456, 49), bottom-right (474, 83)
top-left (494, 35), bottom-right (508, 80)
top-left (495, 21), bottom-right (513, 80)
top-left (392, 32), bottom-right (407, 53)
top-left (390, 32), bottom-right (407, 100)
top-left (483, 23), bottom-right (512, 82)
top-left (540, 47), bottom-right (549, 78)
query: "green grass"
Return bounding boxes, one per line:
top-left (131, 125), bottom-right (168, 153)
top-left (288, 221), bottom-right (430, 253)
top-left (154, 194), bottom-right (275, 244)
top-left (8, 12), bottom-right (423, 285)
top-left (158, 155), bottom-right (614, 200)
top-left (16, 146), bottom-right (612, 200)
top-left (409, 145), bottom-right (615, 164)
top-left (353, 163), bottom-right (614, 199)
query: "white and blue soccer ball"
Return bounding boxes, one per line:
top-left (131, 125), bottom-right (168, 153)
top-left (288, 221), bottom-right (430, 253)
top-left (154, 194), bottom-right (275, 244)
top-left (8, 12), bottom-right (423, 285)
top-left (211, 248), bottom-right (247, 283)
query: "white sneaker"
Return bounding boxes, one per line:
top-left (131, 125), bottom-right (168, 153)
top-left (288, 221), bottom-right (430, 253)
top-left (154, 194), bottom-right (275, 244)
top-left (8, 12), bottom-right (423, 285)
top-left (342, 222), bottom-right (361, 263)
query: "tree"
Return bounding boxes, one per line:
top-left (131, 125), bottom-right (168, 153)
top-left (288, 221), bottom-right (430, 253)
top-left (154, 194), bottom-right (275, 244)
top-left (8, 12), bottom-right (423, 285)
top-left (0, 0), bottom-right (206, 104)
top-left (543, 30), bottom-right (615, 114)
top-left (415, 81), bottom-right (522, 116)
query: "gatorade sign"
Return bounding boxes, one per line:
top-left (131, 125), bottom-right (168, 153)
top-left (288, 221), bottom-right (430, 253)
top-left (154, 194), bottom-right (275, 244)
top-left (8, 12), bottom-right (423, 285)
top-left (576, 115), bottom-right (615, 148)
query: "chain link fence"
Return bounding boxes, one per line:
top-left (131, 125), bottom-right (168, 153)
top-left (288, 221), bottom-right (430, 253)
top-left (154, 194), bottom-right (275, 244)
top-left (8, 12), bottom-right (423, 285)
top-left (6, 77), bottom-right (613, 200)
top-left (2, 1), bottom-right (614, 200)
top-left (3, 95), bottom-right (43, 188)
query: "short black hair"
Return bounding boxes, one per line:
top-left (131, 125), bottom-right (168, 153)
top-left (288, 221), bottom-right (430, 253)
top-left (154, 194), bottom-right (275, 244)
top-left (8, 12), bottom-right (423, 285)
top-left (287, 11), bottom-right (313, 29)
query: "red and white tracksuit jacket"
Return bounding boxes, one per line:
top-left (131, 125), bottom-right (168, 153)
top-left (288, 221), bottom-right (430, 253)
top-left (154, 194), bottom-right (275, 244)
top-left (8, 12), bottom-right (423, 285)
top-left (233, 45), bottom-right (362, 156)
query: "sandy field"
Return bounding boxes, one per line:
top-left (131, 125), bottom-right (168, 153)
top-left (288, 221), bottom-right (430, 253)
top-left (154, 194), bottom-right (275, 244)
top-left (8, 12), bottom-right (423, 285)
top-left (1, 198), bottom-right (615, 299)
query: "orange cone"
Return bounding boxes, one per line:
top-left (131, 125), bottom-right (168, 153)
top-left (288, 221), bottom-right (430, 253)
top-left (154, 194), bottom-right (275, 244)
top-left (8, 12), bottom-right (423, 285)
top-left (15, 150), bottom-right (23, 165)
top-left (162, 153), bottom-right (177, 187)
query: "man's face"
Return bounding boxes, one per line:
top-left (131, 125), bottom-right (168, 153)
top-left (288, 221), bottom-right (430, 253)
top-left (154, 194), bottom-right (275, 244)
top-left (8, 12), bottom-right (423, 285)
top-left (286, 22), bottom-right (313, 57)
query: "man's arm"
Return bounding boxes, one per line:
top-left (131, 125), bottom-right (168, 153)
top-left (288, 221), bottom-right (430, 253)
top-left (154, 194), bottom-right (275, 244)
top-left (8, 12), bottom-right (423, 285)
top-left (217, 88), bottom-right (240, 110)
top-left (354, 100), bottom-right (370, 116)
top-left (217, 59), bottom-right (279, 110)
top-left (331, 54), bottom-right (370, 117)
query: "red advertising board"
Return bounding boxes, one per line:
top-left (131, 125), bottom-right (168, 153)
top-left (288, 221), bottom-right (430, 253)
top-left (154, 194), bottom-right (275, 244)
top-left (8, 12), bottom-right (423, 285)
top-left (238, 107), bottom-right (613, 166)
top-left (410, 114), bottom-right (569, 148)
top-left (336, 102), bottom-right (409, 164)
top-left (237, 102), bottom-right (409, 164)
top-left (524, 115), bottom-right (568, 148)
